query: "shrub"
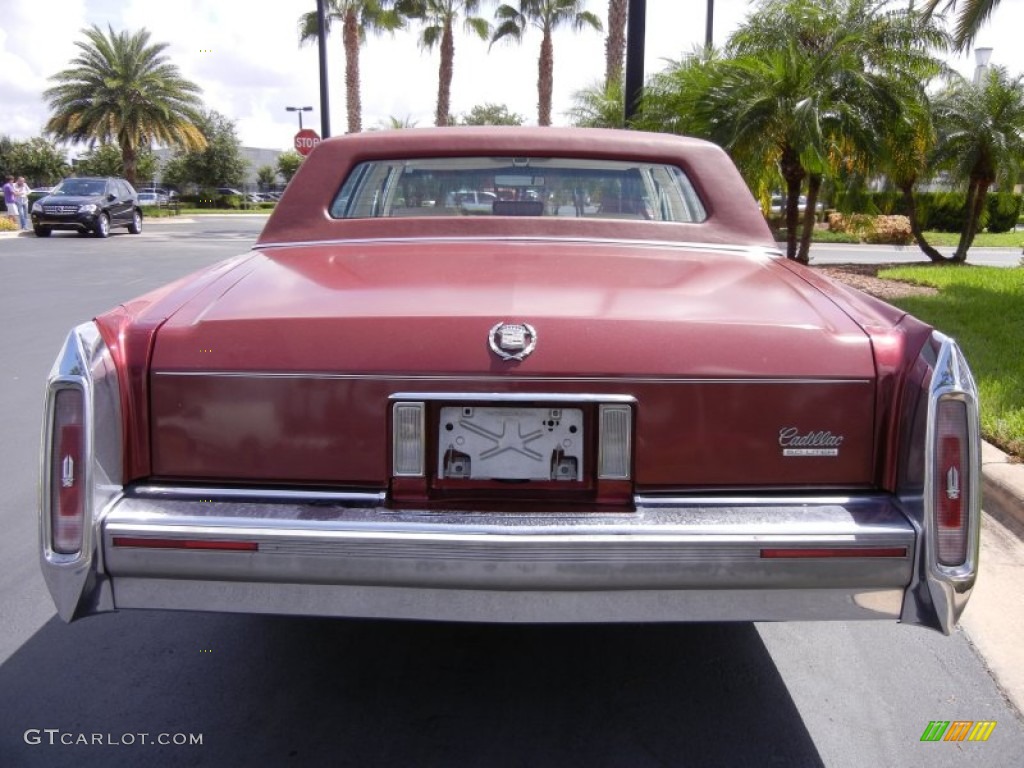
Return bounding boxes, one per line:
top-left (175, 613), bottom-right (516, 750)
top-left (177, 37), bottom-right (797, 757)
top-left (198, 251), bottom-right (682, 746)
top-left (0, 215), bottom-right (18, 232)
top-left (986, 193), bottom-right (1022, 233)
top-left (921, 192), bottom-right (969, 233)
top-left (828, 212), bottom-right (913, 244)
top-left (865, 215), bottom-right (913, 244)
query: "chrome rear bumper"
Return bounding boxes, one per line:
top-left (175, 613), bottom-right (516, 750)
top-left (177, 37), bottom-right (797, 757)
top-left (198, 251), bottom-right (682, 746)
top-left (77, 491), bottom-right (920, 625)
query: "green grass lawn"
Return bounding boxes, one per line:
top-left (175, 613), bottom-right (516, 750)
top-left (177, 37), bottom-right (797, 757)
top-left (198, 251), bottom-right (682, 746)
top-left (879, 264), bottom-right (1024, 457)
top-left (920, 231), bottom-right (1024, 248)
top-left (143, 206), bottom-right (273, 218)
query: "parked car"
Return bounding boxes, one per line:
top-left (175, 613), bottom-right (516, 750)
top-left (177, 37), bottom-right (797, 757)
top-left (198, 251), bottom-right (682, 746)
top-left (769, 194), bottom-right (825, 216)
top-left (39, 128), bottom-right (980, 634)
top-left (445, 189), bottom-right (498, 214)
top-left (138, 187), bottom-right (176, 202)
top-left (31, 176), bottom-right (142, 237)
top-left (216, 187), bottom-right (244, 197)
top-left (137, 192), bottom-right (167, 207)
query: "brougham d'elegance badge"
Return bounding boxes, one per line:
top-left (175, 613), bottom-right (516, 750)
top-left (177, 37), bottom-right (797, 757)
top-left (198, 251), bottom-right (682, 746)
top-left (778, 427), bottom-right (844, 457)
top-left (488, 322), bottom-right (538, 361)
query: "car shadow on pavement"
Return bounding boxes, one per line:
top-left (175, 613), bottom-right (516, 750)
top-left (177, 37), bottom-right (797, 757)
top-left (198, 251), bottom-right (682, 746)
top-left (0, 613), bottom-right (823, 767)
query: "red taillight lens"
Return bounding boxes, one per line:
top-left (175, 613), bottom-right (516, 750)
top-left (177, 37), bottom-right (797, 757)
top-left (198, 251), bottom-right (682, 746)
top-left (934, 399), bottom-right (969, 567)
top-left (50, 388), bottom-right (85, 554)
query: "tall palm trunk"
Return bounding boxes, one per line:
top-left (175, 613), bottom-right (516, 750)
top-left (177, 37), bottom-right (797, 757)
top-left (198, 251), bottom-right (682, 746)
top-left (899, 182), bottom-right (946, 262)
top-left (796, 173), bottom-right (821, 264)
top-left (956, 176), bottom-right (989, 261)
top-left (538, 28), bottom-right (554, 126)
top-left (343, 9), bottom-right (362, 133)
top-left (779, 146), bottom-right (805, 261)
top-left (436, 20), bottom-right (455, 126)
top-left (604, 0), bottom-right (627, 88)
top-left (120, 142), bottom-right (138, 186)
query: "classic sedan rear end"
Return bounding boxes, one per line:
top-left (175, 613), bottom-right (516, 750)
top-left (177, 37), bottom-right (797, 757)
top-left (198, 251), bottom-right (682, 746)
top-left (39, 128), bottom-right (980, 633)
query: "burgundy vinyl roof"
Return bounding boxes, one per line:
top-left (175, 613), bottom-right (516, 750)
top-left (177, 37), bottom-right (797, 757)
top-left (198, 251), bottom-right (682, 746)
top-left (257, 127), bottom-right (776, 249)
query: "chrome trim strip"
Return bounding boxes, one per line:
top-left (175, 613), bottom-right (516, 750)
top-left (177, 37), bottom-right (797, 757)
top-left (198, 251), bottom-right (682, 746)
top-left (637, 494), bottom-right (868, 507)
top-left (254, 235), bottom-right (784, 258)
top-left (389, 392), bottom-right (638, 403)
top-left (154, 371), bottom-right (871, 386)
top-left (130, 486), bottom-right (386, 504)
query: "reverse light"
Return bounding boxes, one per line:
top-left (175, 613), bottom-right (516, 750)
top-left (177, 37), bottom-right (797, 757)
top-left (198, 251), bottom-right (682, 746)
top-left (598, 404), bottom-right (632, 480)
top-left (393, 402), bottom-right (425, 477)
top-left (934, 398), bottom-right (970, 567)
top-left (50, 388), bottom-right (86, 554)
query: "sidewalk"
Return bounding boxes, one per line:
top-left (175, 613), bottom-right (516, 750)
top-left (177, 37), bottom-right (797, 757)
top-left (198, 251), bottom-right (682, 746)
top-left (963, 442), bottom-right (1024, 716)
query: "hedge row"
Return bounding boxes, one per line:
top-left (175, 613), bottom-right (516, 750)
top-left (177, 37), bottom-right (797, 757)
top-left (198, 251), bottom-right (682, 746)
top-left (834, 191), bottom-right (1022, 233)
top-left (177, 190), bottom-right (273, 210)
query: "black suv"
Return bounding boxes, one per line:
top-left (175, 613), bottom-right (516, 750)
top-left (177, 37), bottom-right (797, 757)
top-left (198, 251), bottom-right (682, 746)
top-left (31, 177), bottom-right (142, 238)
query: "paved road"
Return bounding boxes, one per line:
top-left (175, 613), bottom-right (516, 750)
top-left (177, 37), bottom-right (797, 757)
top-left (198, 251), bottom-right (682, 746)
top-left (806, 242), bottom-right (1022, 267)
top-left (1, 219), bottom-right (1022, 767)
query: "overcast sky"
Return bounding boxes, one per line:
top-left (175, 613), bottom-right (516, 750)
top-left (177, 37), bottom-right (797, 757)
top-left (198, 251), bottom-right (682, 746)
top-left (1, 0), bottom-right (1020, 153)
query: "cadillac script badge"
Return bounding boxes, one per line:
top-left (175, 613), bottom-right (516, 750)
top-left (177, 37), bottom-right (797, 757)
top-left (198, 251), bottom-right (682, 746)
top-left (489, 322), bottom-right (537, 361)
top-left (778, 427), bottom-right (844, 457)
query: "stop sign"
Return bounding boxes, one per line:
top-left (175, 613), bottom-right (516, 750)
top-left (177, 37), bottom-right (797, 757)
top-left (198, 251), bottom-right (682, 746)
top-left (294, 128), bottom-right (321, 156)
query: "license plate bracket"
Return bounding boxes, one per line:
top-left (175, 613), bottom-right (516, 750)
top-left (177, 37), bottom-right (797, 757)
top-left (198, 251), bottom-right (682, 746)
top-left (438, 406), bottom-right (584, 482)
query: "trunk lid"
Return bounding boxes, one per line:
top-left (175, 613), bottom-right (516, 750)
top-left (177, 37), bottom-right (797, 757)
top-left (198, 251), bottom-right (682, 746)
top-left (148, 240), bottom-right (878, 490)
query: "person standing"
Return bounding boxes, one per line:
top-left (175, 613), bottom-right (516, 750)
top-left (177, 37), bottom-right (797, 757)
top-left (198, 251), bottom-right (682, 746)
top-left (14, 176), bottom-right (30, 230)
top-left (2, 176), bottom-right (18, 227)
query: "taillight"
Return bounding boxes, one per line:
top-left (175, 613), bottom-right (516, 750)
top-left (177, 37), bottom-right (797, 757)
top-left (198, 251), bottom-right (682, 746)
top-left (50, 388), bottom-right (86, 554)
top-left (934, 398), bottom-right (969, 567)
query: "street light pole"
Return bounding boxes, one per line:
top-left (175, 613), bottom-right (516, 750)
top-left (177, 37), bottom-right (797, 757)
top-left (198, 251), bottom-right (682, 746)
top-left (286, 106), bottom-right (314, 131)
top-left (706, 0), bottom-right (714, 49)
top-left (624, 0), bottom-right (647, 123)
top-left (316, 0), bottom-right (331, 138)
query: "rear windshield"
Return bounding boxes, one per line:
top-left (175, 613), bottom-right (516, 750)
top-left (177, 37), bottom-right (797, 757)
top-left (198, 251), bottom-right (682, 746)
top-left (329, 156), bottom-right (706, 223)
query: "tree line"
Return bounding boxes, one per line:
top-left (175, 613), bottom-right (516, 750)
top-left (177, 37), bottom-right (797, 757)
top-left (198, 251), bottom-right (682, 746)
top-left (575, 0), bottom-right (1023, 263)
top-left (9, 1), bottom-right (1019, 262)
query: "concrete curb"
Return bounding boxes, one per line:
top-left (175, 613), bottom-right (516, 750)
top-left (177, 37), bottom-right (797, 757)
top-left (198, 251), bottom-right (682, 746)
top-left (982, 441), bottom-right (1024, 538)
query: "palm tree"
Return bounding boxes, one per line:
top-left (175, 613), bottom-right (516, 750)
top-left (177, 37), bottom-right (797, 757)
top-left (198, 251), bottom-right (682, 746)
top-left (299, 1), bottom-right (405, 134)
top-left (923, 0), bottom-right (1000, 52)
top-left (864, 7), bottom-right (951, 261)
top-left (719, 0), bottom-right (948, 262)
top-left (375, 115), bottom-right (420, 129)
top-left (398, 1), bottom-right (491, 127)
top-left (567, 79), bottom-right (624, 127)
top-left (604, 0), bottom-right (627, 88)
top-left (491, 1), bottom-right (602, 126)
top-left (930, 66), bottom-right (1024, 260)
top-left (43, 25), bottom-right (205, 185)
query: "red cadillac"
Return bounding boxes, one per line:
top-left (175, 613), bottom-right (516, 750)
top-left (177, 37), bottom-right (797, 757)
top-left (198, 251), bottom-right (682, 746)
top-left (40, 128), bottom-right (980, 633)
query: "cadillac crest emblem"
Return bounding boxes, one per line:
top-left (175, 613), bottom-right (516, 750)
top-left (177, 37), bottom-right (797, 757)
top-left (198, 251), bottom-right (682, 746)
top-left (488, 321), bottom-right (537, 361)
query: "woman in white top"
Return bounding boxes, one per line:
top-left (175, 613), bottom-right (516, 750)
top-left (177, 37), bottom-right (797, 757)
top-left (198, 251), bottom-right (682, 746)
top-left (13, 176), bottom-right (30, 230)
